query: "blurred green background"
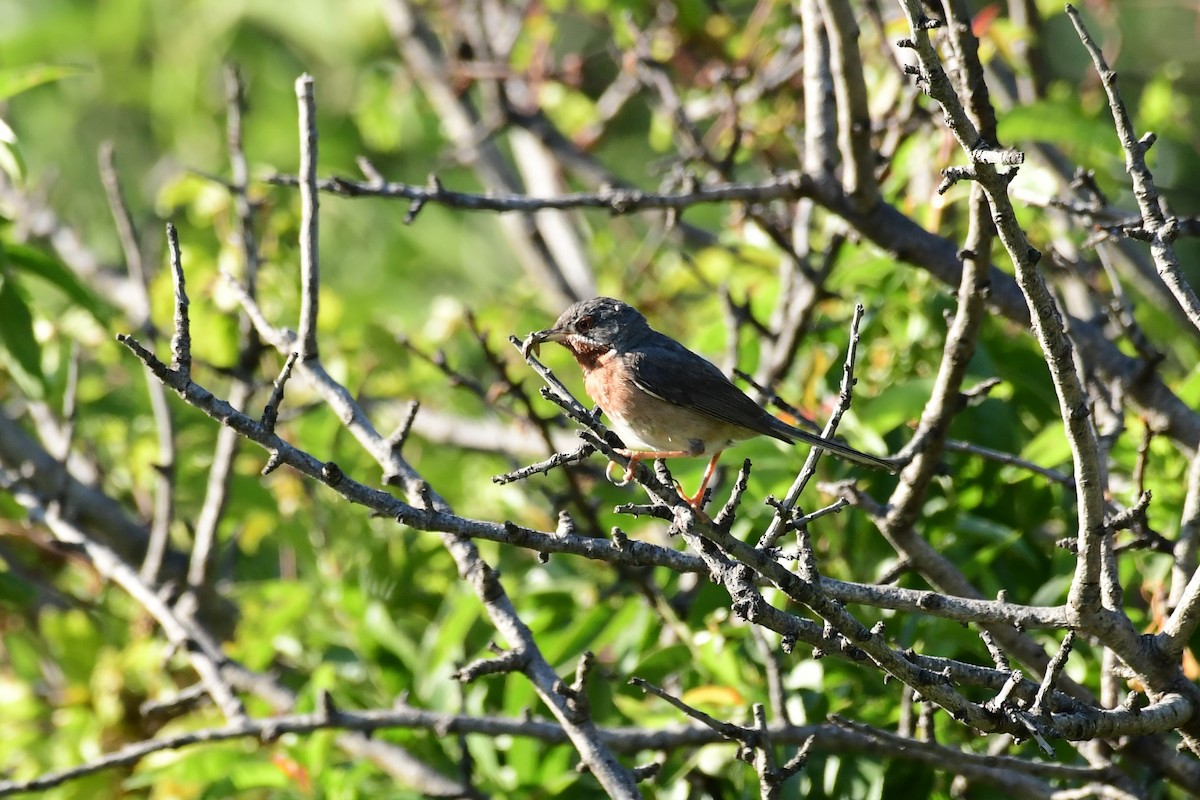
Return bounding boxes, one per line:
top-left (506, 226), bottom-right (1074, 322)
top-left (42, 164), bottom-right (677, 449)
top-left (1, 1), bottom-right (1199, 798)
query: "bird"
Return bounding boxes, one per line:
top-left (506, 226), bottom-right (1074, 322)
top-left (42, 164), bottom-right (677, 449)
top-left (524, 297), bottom-right (893, 508)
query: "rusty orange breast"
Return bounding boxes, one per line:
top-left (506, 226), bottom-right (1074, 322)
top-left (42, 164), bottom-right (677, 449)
top-left (583, 350), bottom-right (749, 453)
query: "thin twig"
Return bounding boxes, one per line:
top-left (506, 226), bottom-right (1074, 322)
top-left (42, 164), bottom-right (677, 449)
top-left (189, 65), bottom-right (264, 589)
top-left (269, 169), bottom-right (817, 213)
top-left (1065, 4), bottom-right (1200, 334)
top-left (295, 74), bottom-right (320, 361)
top-left (166, 223), bottom-right (191, 377)
top-left (1031, 631), bottom-right (1076, 717)
top-left (756, 303), bottom-right (868, 550)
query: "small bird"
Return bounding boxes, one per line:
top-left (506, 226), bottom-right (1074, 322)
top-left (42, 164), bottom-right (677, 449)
top-left (525, 297), bottom-right (892, 508)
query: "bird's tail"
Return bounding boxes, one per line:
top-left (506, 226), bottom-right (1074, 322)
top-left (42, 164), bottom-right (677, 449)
top-left (772, 419), bottom-right (895, 472)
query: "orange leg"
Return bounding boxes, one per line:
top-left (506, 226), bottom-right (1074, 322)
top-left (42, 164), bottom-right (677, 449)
top-left (607, 448), bottom-right (724, 510)
top-left (608, 448), bottom-right (695, 487)
top-left (681, 451), bottom-right (723, 509)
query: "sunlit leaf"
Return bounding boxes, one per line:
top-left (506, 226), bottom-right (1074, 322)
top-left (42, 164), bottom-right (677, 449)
top-left (1020, 420), bottom-right (1072, 470)
top-left (4, 243), bottom-right (114, 323)
top-left (680, 684), bottom-right (745, 707)
top-left (0, 64), bottom-right (85, 101)
top-left (996, 96), bottom-right (1117, 166)
top-left (0, 118), bottom-right (24, 184)
top-left (0, 272), bottom-right (46, 399)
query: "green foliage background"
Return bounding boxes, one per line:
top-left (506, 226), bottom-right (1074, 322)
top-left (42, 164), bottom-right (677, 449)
top-left (0, 1), bottom-right (1198, 798)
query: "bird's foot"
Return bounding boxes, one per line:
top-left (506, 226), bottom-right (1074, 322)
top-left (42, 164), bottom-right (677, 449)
top-left (677, 484), bottom-right (708, 510)
top-left (605, 460), bottom-right (633, 486)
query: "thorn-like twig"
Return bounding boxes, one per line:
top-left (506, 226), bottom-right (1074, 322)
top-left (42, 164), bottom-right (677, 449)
top-left (1031, 631), bottom-right (1076, 718)
top-left (630, 677), bottom-right (755, 744)
top-left (261, 352), bottom-right (300, 434)
top-left (166, 223), bottom-right (191, 378)
top-left (492, 443), bottom-right (596, 485)
top-left (453, 649), bottom-right (528, 683)
top-left (385, 400), bottom-right (421, 453)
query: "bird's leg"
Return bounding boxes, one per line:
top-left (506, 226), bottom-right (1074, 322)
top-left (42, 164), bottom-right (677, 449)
top-left (680, 451), bottom-right (723, 509)
top-left (607, 448), bottom-right (696, 487)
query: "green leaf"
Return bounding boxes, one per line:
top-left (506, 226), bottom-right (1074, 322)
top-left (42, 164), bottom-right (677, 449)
top-left (1030, 573), bottom-right (1073, 607)
top-left (629, 644), bottom-right (692, 685)
top-left (3, 243), bottom-right (115, 323)
top-left (362, 600), bottom-right (422, 668)
top-left (125, 745), bottom-right (261, 790)
top-left (0, 64), bottom-right (86, 101)
top-left (996, 96), bottom-right (1117, 166)
top-left (1021, 420), bottom-right (1072, 470)
top-left (853, 377), bottom-right (934, 433)
top-left (1, 632), bottom-right (44, 686)
top-left (423, 586), bottom-right (480, 666)
top-left (881, 757), bottom-right (936, 800)
top-left (0, 118), bottom-right (24, 184)
top-left (0, 273), bottom-right (46, 400)
top-left (533, 600), bottom-right (614, 666)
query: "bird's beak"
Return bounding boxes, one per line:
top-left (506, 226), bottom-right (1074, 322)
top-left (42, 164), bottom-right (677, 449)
top-left (532, 327), bottom-right (569, 343)
top-left (522, 326), bottom-right (568, 358)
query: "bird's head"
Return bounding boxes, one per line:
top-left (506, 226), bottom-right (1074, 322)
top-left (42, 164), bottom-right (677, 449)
top-left (525, 297), bottom-right (651, 364)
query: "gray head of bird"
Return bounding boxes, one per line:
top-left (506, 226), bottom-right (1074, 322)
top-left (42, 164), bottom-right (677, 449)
top-left (524, 297), bottom-right (652, 358)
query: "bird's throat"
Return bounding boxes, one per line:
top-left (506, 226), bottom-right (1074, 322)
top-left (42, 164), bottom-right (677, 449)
top-left (566, 338), bottom-right (612, 372)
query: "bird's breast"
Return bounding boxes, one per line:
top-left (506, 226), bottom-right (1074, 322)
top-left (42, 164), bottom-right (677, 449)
top-left (584, 352), bottom-right (748, 454)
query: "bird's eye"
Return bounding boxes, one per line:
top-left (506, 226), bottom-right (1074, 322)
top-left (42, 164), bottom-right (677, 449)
top-left (575, 314), bottom-right (595, 333)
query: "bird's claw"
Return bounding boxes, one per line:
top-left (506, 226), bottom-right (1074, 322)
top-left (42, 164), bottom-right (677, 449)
top-left (605, 460), bottom-right (632, 486)
top-left (604, 460), bottom-right (633, 484)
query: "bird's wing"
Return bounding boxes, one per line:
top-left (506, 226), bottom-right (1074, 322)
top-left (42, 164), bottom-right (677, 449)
top-left (626, 336), bottom-right (895, 472)
top-left (625, 337), bottom-right (786, 441)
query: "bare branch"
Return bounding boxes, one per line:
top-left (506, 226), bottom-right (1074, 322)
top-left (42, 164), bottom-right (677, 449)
top-left (1065, 4), bottom-right (1200, 334)
top-left (380, 0), bottom-right (588, 306)
top-left (899, 0), bottom-right (1114, 645)
top-left (1160, 453), bottom-right (1200, 655)
top-left (815, 0), bottom-right (879, 208)
top-left (269, 169), bottom-right (816, 213)
top-left (294, 74), bottom-right (320, 362)
top-left (801, 0), bottom-right (837, 178)
top-left (4, 471), bottom-right (245, 724)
